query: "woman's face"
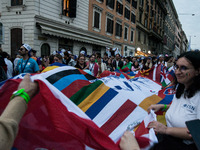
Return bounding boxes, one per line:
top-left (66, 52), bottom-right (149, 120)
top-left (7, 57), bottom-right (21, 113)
top-left (175, 57), bottom-right (199, 88)
top-left (78, 56), bottom-right (85, 64)
top-left (134, 61), bottom-right (138, 66)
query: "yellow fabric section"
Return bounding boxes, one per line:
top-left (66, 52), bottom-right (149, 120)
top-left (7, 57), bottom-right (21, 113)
top-left (157, 112), bottom-right (167, 125)
top-left (42, 66), bottom-right (59, 73)
top-left (139, 94), bottom-right (162, 111)
top-left (78, 83), bottom-right (110, 112)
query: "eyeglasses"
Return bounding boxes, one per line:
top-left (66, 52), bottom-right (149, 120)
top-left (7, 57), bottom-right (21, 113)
top-left (19, 48), bottom-right (25, 51)
top-left (174, 65), bottom-right (193, 72)
top-left (54, 59), bottom-right (59, 62)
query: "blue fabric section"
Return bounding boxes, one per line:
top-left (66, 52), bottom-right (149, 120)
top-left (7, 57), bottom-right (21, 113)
top-left (158, 95), bottom-right (174, 104)
top-left (85, 88), bottom-right (118, 119)
top-left (50, 62), bottom-right (67, 66)
top-left (53, 74), bottom-right (88, 91)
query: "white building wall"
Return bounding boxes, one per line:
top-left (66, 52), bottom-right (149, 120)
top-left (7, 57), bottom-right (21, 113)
top-left (35, 0), bottom-right (89, 30)
top-left (1, 0), bottom-right (35, 54)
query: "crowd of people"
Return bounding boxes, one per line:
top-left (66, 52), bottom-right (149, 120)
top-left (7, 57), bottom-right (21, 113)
top-left (0, 44), bottom-right (200, 150)
top-left (0, 43), bottom-right (177, 82)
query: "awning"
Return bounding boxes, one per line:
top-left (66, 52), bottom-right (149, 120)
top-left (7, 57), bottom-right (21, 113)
top-left (35, 15), bottom-right (113, 47)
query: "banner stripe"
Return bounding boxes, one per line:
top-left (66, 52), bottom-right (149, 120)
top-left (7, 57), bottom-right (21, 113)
top-left (61, 80), bottom-right (91, 98)
top-left (46, 69), bottom-right (82, 84)
top-left (85, 88), bottom-right (118, 119)
top-left (53, 74), bottom-right (88, 91)
top-left (100, 100), bottom-right (137, 135)
top-left (70, 80), bottom-right (103, 105)
top-left (139, 95), bottom-right (162, 111)
top-left (78, 83), bottom-right (110, 112)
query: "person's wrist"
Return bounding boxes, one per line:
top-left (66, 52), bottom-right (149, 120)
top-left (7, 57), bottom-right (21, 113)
top-left (11, 89), bottom-right (30, 104)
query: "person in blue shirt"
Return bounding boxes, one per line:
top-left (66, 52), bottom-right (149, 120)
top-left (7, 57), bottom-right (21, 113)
top-left (16, 44), bottom-right (40, 74)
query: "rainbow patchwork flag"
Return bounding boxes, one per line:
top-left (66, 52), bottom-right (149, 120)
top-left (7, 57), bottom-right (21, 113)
top-left (0, 66), bottom-right (175, 150)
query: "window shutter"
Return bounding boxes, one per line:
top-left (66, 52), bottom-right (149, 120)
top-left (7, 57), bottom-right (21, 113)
top-left (69, 0), bottom-right (77, 18)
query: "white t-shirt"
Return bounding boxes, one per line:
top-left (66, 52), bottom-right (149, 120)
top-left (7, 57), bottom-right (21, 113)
top-left (165, 91), bottom-right (200, 144)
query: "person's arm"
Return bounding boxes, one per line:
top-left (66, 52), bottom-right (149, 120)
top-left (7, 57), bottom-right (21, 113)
top-left (148, 121), bottom-right (192, 140)
top-left (120, 131), bottom-right (140, 150)
top-left (0, 74), bottom-right (38, 150)
top-left (147, 104), bottom-right (170, 113)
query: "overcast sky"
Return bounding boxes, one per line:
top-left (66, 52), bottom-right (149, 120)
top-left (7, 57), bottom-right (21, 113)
top-left (173, 0), bottom-right (200, 50)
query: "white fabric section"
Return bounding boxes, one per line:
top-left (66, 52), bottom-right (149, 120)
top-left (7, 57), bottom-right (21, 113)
top-left (144, 110), bottom-right (157, 127)
top-left (40, 66), bottom-right (76, 78)
top-left (141, 110), bottom-right (158, 150)
top-left (153, 64), bottom-right (157, 81)
top-left (109, 106), bottom-right (147, 142)
top-left (31, 74), bottom-right (90, 119)
top-left (100, 76), bottom-right (161, 96)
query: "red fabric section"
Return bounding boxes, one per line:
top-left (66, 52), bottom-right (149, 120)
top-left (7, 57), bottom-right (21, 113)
top-left (0, 79), bottom-right (120, 150)
top-left (61, 80), bottom-right (90, 98)
top-left (99, 70), bottom-right (130, 79)
top-left (101, 100), bottom-right (137, 135)
top-left (135, 121), bottom-right (149, 137)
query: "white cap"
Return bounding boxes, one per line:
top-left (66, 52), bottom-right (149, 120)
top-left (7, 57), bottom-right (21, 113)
top-left (68, 51), bottom-right (72, 54)
top-left (52, 51), bottom-right (57, 55)
top-left (80, 50), bottom-right (85, 55)
top-left (23, 44), bottom-right (32, 51)
top-left (61, 49), bottom-right (66, 53)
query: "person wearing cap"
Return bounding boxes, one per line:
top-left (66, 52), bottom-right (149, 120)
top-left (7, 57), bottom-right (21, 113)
top-left (147, 51), bottom-right (200, 149)
top-left (15, 44), bottom-right (40, 74)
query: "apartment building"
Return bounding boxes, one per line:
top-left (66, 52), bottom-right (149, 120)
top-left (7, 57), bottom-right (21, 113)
top-left (0, 0), bottom-right (113, 57)
top-left (89, 0), bottom-right (137, 56)
top-left (135, 0), bottom-right (167, 56)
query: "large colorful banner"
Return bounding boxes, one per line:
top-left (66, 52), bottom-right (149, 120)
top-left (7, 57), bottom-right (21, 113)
top-left (0, 66), bottom-right (175, 149)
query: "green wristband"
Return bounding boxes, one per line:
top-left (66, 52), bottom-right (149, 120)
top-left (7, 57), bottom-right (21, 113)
top-left (162, 104), bottom-right (167, 111)
top-left (10, 89), bottom-right (30, 104)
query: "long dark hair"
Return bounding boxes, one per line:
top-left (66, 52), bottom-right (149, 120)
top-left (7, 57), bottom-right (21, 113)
top-left (175, 51), bottom-right (200, 98)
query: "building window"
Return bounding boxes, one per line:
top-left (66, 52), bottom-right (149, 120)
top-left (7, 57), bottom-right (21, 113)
top-left (130, 29), bottom-right (134, 42)
top-left (140, 0), bottom-right (144, 6)
top-left (11, 0), bottom-right (23, 6)
top-left (144, 34), bottom-right (146, 44)
top-left (138, 31), bottom-right (141, 42)
top-left (139, 11), bottom-right (143, 23)
top-left (132, 0), bottom-right (137, 9)
top-left (106, 16), bottom-right (114, 34)
top-left (93, 6), bottom-right (102, 31)
top-left (124, 26), bottom-right (128, 40)
top-left (97, 0), bottom-right (104, 2)
top-left (62, 0), bottom-right (77, 18)
top-left (0, 23), bottom-right (3, 44)
top-left (106, 0), bottom-right (115, 9)
top-left (11, 28), bottom-right (22, 58)
top-left (144, 17), bottom-right (148, 27)
top-left (124, 7), bottom-right (130, 20)
top-left (41, 43), bottom-right (50, 57)
top-left (116, 1), bottom-right (123, 15)
top-left (131, 12), bottom-right (136, 23)
top-left (115, 22), bottom-right (122, 37)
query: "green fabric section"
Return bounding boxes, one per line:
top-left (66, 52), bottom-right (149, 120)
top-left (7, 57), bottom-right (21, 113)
top-left (70, 80), bottom-right (103, 105)
top-left (161, 81), bottom-right (167, 88)
top-left (121, 62), bottom-right (132, 70)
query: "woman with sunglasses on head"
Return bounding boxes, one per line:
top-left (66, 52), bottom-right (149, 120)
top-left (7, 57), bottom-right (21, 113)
top-left (147, 51), bottom-right (200, 150)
